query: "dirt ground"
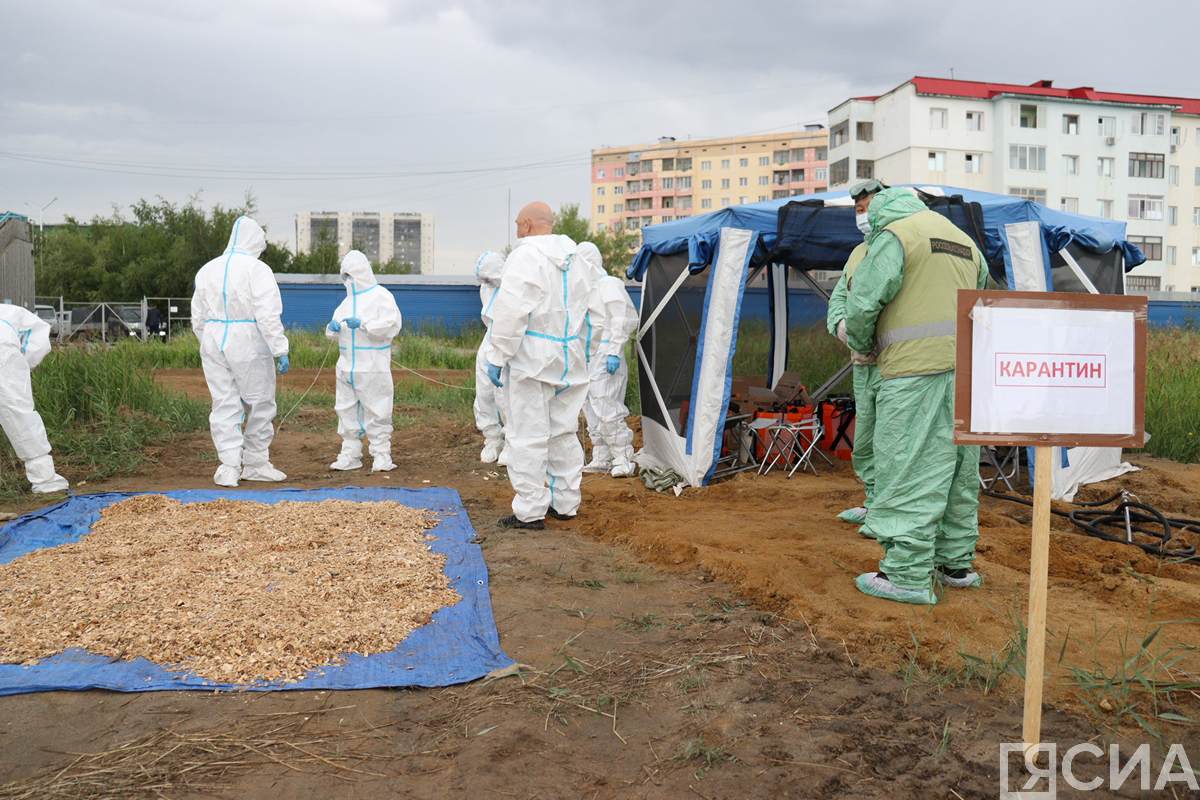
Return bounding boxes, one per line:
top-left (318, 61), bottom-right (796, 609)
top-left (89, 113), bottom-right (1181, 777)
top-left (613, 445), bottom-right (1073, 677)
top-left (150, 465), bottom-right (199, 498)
top-left (1, 374), bottom-right (1198, 798)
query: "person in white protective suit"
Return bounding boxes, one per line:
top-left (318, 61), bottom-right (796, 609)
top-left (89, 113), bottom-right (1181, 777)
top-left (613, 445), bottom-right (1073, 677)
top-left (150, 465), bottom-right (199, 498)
top-left (578, 244), bottom-right (639, 478)
top-left (473, 250), bottom-right (508, 464)
top-left (325, 250), bottom-right (403, 472)
top-left (191, 216), bottom-right (290, 488)
top-left (484, 201), bottom-right (605, 530)
top-left (0, 303), bottom-right (69, 494)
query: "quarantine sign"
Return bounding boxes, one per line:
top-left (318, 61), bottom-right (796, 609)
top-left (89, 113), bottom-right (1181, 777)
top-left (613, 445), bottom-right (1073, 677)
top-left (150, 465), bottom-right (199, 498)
top-left (954, 290), bottom-right (1146, 447)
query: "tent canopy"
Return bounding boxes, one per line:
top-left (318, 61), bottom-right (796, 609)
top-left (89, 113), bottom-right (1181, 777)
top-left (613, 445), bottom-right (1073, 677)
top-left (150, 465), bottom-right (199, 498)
top-left (628, 185), bottom-right (1145, 287)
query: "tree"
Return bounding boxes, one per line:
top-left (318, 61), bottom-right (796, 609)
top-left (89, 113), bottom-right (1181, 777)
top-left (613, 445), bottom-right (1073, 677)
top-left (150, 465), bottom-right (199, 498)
top-left (553, 203), bottom-right (639, 277)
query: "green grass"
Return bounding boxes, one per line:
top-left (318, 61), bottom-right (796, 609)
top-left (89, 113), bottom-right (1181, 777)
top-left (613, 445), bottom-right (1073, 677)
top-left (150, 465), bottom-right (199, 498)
top-left (0, 345), bottom-right (209, 502)
top-left (1136, 329), bottom-right (1200, 463)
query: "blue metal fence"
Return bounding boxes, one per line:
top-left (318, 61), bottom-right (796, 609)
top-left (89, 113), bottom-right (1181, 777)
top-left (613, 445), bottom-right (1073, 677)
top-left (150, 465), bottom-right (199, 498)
top-left (278, 281), bottom-right (1198, 333)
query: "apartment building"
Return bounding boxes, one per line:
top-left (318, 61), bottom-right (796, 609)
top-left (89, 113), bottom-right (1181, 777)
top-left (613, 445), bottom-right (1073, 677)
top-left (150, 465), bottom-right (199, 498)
top-left (827, 77), bottom-right (1200, 292)
top-left (295, 211), bottom-right (435, 274)
top-left (590, 129), bottom-right (829, 238)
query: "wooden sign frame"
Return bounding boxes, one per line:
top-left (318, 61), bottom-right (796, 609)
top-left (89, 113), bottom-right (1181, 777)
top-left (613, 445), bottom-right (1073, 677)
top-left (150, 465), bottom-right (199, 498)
top-left (953, 289), bottom-right (1148, 448)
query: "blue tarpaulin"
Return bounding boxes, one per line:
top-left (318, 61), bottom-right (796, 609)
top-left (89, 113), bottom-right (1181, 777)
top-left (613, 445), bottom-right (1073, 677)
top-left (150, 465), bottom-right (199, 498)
top-left (0, 486), bottom-right (513, 696)
top-left (627, 184), bottom-right (1145, 284)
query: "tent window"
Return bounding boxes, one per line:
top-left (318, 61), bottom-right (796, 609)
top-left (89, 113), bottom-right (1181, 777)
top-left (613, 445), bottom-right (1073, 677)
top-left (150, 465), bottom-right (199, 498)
top-left (637, 255), bottom-right (709, 435)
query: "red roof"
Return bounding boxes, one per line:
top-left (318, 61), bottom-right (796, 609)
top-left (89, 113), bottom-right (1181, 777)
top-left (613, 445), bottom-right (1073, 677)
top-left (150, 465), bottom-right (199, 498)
top-left (903, 76), bottom-right (1200, 116)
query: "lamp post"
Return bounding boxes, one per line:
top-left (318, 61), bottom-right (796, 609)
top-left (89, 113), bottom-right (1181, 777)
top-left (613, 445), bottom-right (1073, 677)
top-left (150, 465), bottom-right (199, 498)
top-left (24, 196), bottom-right (57, 277)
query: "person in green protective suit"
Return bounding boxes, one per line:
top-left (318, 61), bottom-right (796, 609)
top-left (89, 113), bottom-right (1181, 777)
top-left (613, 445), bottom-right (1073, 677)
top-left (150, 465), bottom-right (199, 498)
top-left (825, 178), bottom-right (885, 529)
top-left (844, 188), bottom-right (988, 605)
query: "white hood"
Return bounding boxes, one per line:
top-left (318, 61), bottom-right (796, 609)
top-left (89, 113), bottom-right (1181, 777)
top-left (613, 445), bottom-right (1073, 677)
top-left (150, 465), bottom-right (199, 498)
top-left (475, 251), bottom-right (505, 287)
top-left (340, 250), bottom-right (377, 292)
top-left (576, 241), bottom-right (606, 282)
top-left (518, 234), bottom-right (577, 271)
top-left (226, 216), bottom-right (267, 259)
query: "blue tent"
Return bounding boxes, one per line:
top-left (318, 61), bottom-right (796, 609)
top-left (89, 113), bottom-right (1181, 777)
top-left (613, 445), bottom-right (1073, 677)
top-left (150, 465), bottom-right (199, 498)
top-left (629, 185), bottom-right (1145, 495)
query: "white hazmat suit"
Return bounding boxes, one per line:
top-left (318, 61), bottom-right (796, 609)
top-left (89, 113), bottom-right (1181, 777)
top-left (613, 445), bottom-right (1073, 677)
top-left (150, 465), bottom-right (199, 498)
top-left (581, 252), bottom-right (639, 478)
top-left (473, 251), bottom-right (509, 463)
top-left (486, 234), bottom-right (604, 522)
top-left (191, 216), bottom-right (290, 487)
top-left (325, 250), bottom-right (403, 472)
top-left (0, 304), bottom-right (69, 493)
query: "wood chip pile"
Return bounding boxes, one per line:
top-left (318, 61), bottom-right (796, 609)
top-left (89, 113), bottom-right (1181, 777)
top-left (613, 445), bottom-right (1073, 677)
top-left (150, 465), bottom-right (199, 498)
top-left (0, 495), bottom-right (461, 684)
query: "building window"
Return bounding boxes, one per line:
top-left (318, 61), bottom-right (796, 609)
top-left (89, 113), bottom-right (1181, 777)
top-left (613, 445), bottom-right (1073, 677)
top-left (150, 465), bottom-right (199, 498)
top-left (1194, 207), bottom-right (1200, 226)
top-left (720, 159), bottom-right (730, 169)
top-left (773, 170), bottom-right (789, 186)
top-left (965, 110), bottom-right (984, 131)
top-left (678, 196), bottom-right (692, 210)
top-left (1060, 197), bottom-right (1079, 214)
top-left (720, 198), bottom-right (730, 207)
top-left (1062, 155), bottom-right (1079, 175)
top-left (855, 160), bottom-right (874, 179)
top-left (677, 176), bottom-right (692, 189)
top-left (596, 222), bottom-right (606, 232)
top-left (597, 186), bottom-right (605, 196)
top-left (1009, 144), bottom-right (1047, 171)
top-left (701, 179), bottom-right (712, 189)
top-left (613, 186), bottom-right (623, 196)
top-left (1128, 152), bottom-right (1165, 179)
top-left (830, 157), bottom-right (850, 185)
top-left (927, 151), bottom-right (945, 171)
top-left (678, 157), bottom-right (692, 171)
top-left (1127, 194), bottom-right (1164, 220)
top-left (1194, 248), bottom-right (1200, 266)
top-left (641, 216), bottom-right (653, 228)
top-left (662, 177), bottom-right (674, 189)
top-left (1017, 104), bottom-right (1040, 128)
top-left (965, 153), bottom-right (982, 173)
top-left (1170, 126), bottom-right (1181, 147)
top-left (773, 189), bottom-right (790, 199)
top-left (613, 202), bottom-right (623, 212)
top-left (1194, 167), bottom-right (1200, 185)
top-left (738, 196), bottom-right (748, 205)
top-left (738, 157), bottom-right (748, 168)
top-left (1097, 199), bottom-right (1113, 218)
top-left (815, 146), bottom-right (828, 161)
top-left (614, 167), bottom-right (624, 177)
top-left (1098, 116), bottom-right (1116, 137)
top-left (700, 198), bottom-right (712, 209)
top-left (597, 204), bottom-right (605, 214)
top-left (625, 199), bottom-right (640, 212)
top-left (720, 178), bottom-right (730, 189)
top-left (758, 175), bottom-right (769, 186)
top-left (830, 121), bottom-right (849, 148)
top-left (597, 168), bottom-right (606, 179)
top-left (1126, 276), bottom-right (1160, 293)
top-left (1169, 165), bottom-right (1180, 185)
top-left (1009, 186), bottom-right (1048, 204)
top-left (773, 149), bottom-right (790, 165)
top-left (661, 158), bottom-right (675, 171)
top-left (1062, 114), bottom-right (1080, 134)
top-left (814, 167), bottom-right (827, 182)
top-left (661, 196), bottom-right (674, 209)
top-left (1169, 205), bottom-right (1178, 225)
top-left (790, 169), bottom-right (805, 182)
top-left (1097, 157), bottom-right (1114, 178)
top-left (930, 108), bottom-right (948, 130)
top-left (738, 176), bottom-right (748, 187)
top-left (1166, 245), bottom-right (1176, 265)
top-left (758, 155), bottom-right (770, 166)
top-left (856, 121), bottom-right (874, 141)
top-left (700, 160), bottom-right (711, 170)
top-left (757, 195), bottom-right (767, 202)
top-left (625, 218), bottom-right (638, 230)
top-left (1131, 112), bottom-right (1166, 136)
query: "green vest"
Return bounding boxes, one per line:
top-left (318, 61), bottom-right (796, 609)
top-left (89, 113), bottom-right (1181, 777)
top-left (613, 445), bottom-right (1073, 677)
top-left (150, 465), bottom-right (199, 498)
top-left (875, 210), bottom-right (980, 379)
top-left (844, 242), bottom-right (868, 281)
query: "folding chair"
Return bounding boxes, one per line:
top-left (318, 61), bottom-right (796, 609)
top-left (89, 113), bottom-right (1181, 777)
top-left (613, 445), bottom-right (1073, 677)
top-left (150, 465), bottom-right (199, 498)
top-left (979, 445), bottom-right (1021, 492)
top-left (757, 415), bottom-right (831, 478)
top-left (710, 412), bottom-right (759, 479)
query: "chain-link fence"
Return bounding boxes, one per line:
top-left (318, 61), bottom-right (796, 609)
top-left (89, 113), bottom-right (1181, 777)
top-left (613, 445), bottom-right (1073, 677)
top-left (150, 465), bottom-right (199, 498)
top-left (34, 296), bottom-right (192, 343)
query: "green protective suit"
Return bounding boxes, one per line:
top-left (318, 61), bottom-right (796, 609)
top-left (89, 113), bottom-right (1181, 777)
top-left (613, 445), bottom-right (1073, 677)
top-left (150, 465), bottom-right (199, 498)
top-left (845, 189), bottom-right (988, 591)
top-left (825, 255), bottom-right (881, 508)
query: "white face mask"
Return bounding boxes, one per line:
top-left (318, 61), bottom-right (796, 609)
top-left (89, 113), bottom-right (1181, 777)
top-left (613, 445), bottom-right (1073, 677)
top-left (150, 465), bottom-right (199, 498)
top-left (855, 212), bottom-right (871, 236)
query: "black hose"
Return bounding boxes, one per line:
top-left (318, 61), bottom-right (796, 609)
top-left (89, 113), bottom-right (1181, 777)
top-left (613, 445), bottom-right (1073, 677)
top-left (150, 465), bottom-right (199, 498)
top-left (982, 488), bottom-right (1199, 563)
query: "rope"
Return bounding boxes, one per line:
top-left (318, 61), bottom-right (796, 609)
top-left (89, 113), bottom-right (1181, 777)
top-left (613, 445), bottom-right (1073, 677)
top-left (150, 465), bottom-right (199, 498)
top-left (390, 358), bottom-right (475, 392)
top-left (276, 340), bottom-right (336, 431)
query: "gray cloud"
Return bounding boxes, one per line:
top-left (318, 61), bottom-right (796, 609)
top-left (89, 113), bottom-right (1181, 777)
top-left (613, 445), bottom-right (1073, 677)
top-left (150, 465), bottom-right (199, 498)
top-left (2, 0), bottom-right (1196, 272)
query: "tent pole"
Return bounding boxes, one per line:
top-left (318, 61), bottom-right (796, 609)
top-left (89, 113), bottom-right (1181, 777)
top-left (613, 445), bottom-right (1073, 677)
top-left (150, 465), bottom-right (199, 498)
top-left (810, 361), bottom-right (853, 403)
top-left (794, 268), bottom-right (831, 300)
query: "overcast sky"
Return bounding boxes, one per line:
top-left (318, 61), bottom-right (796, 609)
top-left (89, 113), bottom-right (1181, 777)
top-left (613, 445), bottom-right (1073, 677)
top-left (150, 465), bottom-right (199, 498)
top-left (3, 0), bottom-right (1197, 272)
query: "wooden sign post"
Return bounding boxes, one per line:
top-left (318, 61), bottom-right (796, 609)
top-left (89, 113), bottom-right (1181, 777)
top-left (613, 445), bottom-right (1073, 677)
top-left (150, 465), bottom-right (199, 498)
top-left (953, 290), bottom-right (1147, 755)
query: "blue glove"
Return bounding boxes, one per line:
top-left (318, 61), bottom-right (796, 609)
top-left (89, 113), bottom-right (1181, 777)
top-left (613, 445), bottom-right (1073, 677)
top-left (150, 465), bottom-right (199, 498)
top-left (486, 363), bottom-right (503, 387)
top-left (344, 317), bottom-right (362, 329)
top-left (276, 354), bottom-right (290, 374)
top-left (328, 319), bottom-right (341, 333)
top-left (605, 355), bottom-right (620, 375)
